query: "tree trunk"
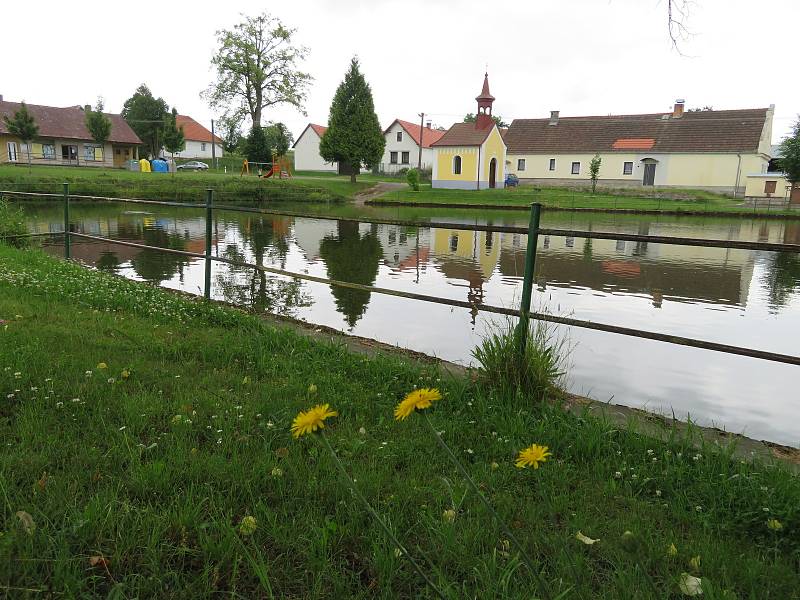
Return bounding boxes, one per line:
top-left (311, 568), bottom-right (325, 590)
top-left (27, 145), bottom-right (31, 174)
top-left (253, 107), bottom-right (262, 129)
top-left (350, 171), bottom-right (357, 184)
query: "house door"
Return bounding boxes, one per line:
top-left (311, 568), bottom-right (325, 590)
top-left (489, 158), bottom-right (497, 188)
top-left (642, 162), bottom-right (656, 186)
top-left (6, 142), bottom-right (18, 162)
top-left (61, 144), bottom-right (78, 164)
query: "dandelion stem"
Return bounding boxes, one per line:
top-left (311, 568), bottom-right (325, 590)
top-left (423, 412), bottom-right (553, 600)
top-left (318, 431), bottom-right (448, 600)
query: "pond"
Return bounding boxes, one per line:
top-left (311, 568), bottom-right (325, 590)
top-left (19, 200), bottom-right (800, 447)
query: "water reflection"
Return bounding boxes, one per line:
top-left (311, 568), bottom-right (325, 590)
top-left (19, 201), bottom-right (800, 445)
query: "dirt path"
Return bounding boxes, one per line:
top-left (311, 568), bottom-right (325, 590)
top-left (353, 182), bottom-right (404, 205)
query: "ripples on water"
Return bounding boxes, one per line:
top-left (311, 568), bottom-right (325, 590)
top-left (21, 201), bottom-right (800, 446)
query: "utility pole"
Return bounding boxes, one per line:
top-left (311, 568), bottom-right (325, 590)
top-left (211, 119), bottom-right (217, 170)
top-left (418, 112), bottom-right (425, 169)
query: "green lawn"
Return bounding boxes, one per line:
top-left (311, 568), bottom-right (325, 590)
top-left (0, 165), bottom-right (371, 203)
top-left (0, 244), bottom-right (798, 598)
top-left (377, 184), bottom-right (798, 216)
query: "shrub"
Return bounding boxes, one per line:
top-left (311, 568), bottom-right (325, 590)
top-left (406, 168), bottom-right (420, 191)
top-left (0, 197), bottom-right (29, 248)
top-left (472, 317), bottom-right (568, 401)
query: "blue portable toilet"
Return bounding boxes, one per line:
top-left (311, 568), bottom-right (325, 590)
top-left (151, 159), bottom-right (168, 173)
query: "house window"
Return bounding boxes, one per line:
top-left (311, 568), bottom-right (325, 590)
top-left (517, 159), bottom-right (526, 171)
top-left (571, 161), bottom-right (580, 175)
top-left (449, 233), bottom-right (459, 251)
top-left (397, 131), bottom-right (403, 142)
top-left (549, 158), bottom-right (556, 171)
top-left (84, 144), bottom-right (102, 161)
top-left (42, 144), bottom-right (55, 159)
top-left (623, 161), bottom-right (633, 175)
top-left (390, 151), bottom-right (398, 164)
top-left (401, 151), bottom-right (410, 164)
top-left (765, 180), bottom-right (777, 194)
top-left (453, 155), bottom-right (462, 175)
top-left (6, 142), bottom-right (18, 162)
top-left (201, 142), bottom-right (207, 151)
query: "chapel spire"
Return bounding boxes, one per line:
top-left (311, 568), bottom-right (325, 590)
top-left (475, 72), bottom-right (495, 129)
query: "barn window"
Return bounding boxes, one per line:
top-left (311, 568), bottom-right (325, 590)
top-left (623, 161), bottom-right (633, 175)
top-left (765, 180), bottom-right (777, 194)
top-left (549, 158), bottom-right (556, 171)
top-left (453, 155), bottom-right (462, 175)
top-left (517, 159), bottom-right (526, 171)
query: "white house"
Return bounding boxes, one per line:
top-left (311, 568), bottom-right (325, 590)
top-left (169, 115), bottom-right (223, 159)
top-left (293, 123), bottom-right (338, 172)
top-left (380, 119), bottom-right (445, 174)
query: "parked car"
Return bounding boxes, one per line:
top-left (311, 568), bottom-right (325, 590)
top-left (504, 173), bottom-right (519, 188)
top-left (177, 161), bottom-right (209, 171)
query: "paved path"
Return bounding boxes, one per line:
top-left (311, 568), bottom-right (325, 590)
top-left (353, 182), bottom-right (404, 205)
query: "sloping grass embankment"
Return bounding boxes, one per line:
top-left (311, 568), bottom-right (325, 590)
top-left (0, 245), bottom-right (798, 598)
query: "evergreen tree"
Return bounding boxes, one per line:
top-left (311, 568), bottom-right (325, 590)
top-left (84, 98), bottom-right (112, 157)
top-left (319, 58), bottom-right (385, 183)
top-left (3, 102), bottom-right (39, 169)
top-left (121, 84), bottom-right (169, 158)
top-left (163, 108), bottom-right (186, 163)
top-left (244, 125), bottom-right (271, 164)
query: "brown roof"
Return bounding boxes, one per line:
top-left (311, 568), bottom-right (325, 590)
top-left (505, 108), bottom-right (769, 154)
top-left (310, 123), bottom-right (328, 137)
top-left (431, 122), bottom-right (497, 147)
top-left (175, 115), bottom-right (222, 143)
top-left (385, 119), bottom-right (446, 148)
top-left (476, 73), bottom-right (495, 102)
top-left (0, 100), bottom-right (141, 144)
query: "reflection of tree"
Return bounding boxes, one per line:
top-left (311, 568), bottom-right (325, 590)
top-left (319, 221), bottom-right (382, 329)
top-left (214, 244), bottom-right (311, 316)
top-left (130, 227), bottom-right (190, 283)
top-left (241, 217), bottom-right (290, 269)
top-left (762, 252), bottom-right (800, 311)
top-left (96, 251), bottom-right (121, 272)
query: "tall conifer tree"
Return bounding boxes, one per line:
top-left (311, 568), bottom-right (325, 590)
top-left (319, 58), bottom-right (385, 183)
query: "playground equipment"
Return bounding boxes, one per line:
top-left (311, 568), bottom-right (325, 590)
top-left (261, 152), bottom-right (293, 179)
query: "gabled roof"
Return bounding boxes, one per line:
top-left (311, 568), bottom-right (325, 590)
top-left (293, 123), bottom-right (327, 147)
top-left (431, 122), bottom-right (498, 147)
top-left (175, 115), bottom-right (222, 143)
top-left (384, 119), bottom-right (446, 148)
top-left (0, 100), bottom-right (141, 144)
top-left (505, 108), bottom-right (770, 154)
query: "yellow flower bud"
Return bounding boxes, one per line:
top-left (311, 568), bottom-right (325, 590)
top-left (238, 515), bottom-right (257, 536)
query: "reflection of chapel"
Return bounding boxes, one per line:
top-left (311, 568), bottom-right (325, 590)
top-left (431, 73), bottom-right (507, 190)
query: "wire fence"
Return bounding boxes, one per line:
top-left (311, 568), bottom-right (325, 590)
top-left (3, 184), bottom-right (800, 369)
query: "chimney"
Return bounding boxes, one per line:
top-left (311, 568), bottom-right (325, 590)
top-left (84, 104), bottom-right (91, 112)
top-left (673, 99), bottom-right (685, 118)
top-left (549, 110), bottom-right (559, 125)
top-left (426, 121), bottom-right (432, 129)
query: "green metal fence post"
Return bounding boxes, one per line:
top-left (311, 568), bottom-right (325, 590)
top-left (204, 189), bottom-right (213, 300)
top-left (63, 183), bottom-right (71, 259)
top-left (516, 203), bottom-right (542, 357)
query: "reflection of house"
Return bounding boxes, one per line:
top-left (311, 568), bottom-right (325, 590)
top-left (0, 97), bottom-right (141, 168)
top-left (292, 218), bottom-right (340, 261)
top-left (498, 229), bottom-right (756, 308)
top-left (372, 225), bottom-right (431, 271)
top-left (504, 101), bottom-right (775, 195)
top-left (432, 227), bottom-right (501, 307)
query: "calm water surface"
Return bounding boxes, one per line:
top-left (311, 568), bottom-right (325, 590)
top-left (20, 200), bottom-right (800, 446)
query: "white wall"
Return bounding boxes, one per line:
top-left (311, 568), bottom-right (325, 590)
top-left (381, 122), bottom-right (433, 173)
top-left (170, 140), bottom-right (224, 159)
top-left (294, 128), bottom-right (337, 172)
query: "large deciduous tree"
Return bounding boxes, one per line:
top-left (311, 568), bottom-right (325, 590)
top-left (122, 84), bottom-right (169, 159)
top-left (84, 98), bottom-right (112, 154)
top-left (779, 117), bottom-right (800, 190)
top-left (204, 12), bottom-right (311, 129)
top-left (319, 58), bottom-right (385, 183)
top-left (463, 113), bottom-right (508, 128)
top-left (3, 102), bottom-right (39, 169)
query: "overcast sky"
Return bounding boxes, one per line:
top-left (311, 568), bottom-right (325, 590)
top-left (3, 0), bottom-right (798, 143)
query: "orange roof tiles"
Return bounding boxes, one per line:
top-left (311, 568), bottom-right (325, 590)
top-left (386, 119), bottom-right (446, 148)
top-left (612, 138), bottom-right (656, 150)
top-left (175, 115), bottom-right (222, 143)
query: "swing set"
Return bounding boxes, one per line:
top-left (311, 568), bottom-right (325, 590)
top-left (240, 152), bottom-right (293, 179)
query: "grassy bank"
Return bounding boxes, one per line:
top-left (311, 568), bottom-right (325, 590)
top-left (1, 246), bottom-right (798, 598)
top-left (0, 165), bottom-right (370, 204)
top-left (377, 184), bottom-right (800, 216)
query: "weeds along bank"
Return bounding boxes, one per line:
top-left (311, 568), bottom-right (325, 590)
top-left (1, 245), bottom-right (799, 598)
top-left (0, 166), bottom-right (353, 204)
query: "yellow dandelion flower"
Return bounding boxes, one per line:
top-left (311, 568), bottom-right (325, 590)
top-left (515, 444), bottom-right (552, 469)
top-left (689, 555), bottom-right (701, 571)
top-left (442, 509), bottom-right (456, 522)
top-left (291, 403), bottom-right (338, 438)
top-left (393, 388), bottom-right (442, 421)
top-left (96, 362), bottom-right (108, 370)
top-left (767, 518), bottom-right (783, 531)
top-left (667, 543), bottom-right (678, 557)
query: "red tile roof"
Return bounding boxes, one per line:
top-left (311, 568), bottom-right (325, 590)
top-left (612, 138), bottom-right (655, 150)
top-left (430, 122), bottom-right (496, 147)
top-left (0, 100), bottom-right (141, 144)
top-left (476, 73), bottom-right (495, 102)
top-left (310, 123), bottom-right (328, 137)
top-left (505, 109), bottom-right (769, 154)
top-left (175, 115), bottom-right (222, 143)
top-left (385, 119), bottom-right (446, 148)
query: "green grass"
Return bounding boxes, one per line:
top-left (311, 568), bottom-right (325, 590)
top-left (378, 184), bottom-right (800, 216)
top-left (1, 245), bottom-right (798, 598)
top-left (0, 165), bottom-right (371, 204)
